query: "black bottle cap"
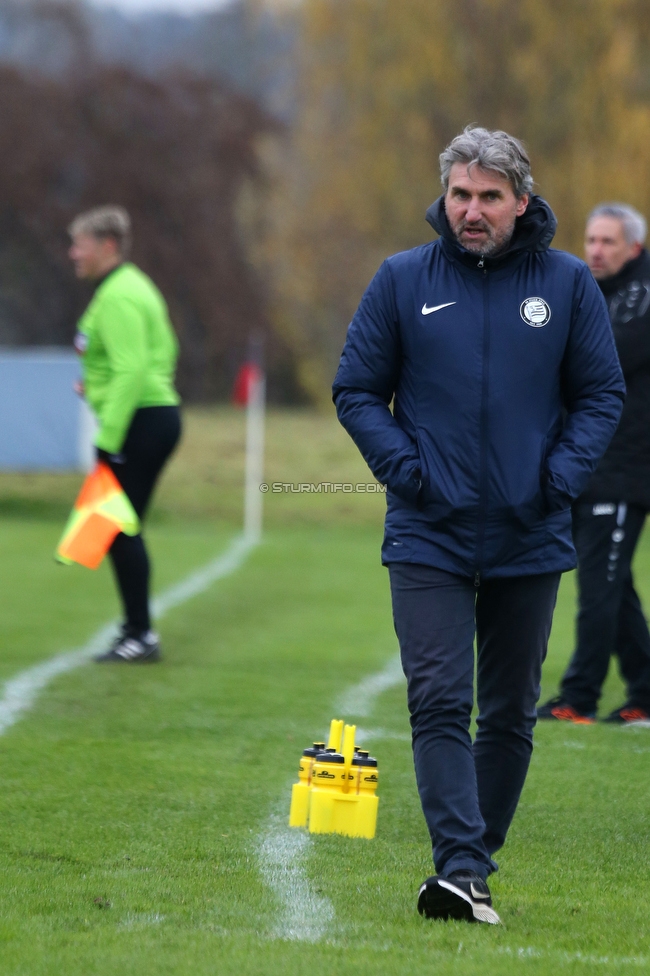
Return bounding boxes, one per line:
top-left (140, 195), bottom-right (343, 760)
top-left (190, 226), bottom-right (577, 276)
top-left (352, 754), bottom-right (378, 767)
top-left (316, 751), bottom-right (345, 764)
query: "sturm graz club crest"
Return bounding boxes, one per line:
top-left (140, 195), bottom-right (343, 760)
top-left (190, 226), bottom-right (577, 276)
top-left (520, 297), bottom-right (551, 327)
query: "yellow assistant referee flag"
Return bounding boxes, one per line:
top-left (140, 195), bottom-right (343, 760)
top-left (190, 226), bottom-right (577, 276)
top-left (56, 462), bottom-right (139, 570)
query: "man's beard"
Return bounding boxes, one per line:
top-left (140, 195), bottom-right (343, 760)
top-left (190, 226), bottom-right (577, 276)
top-left (452, 216), bottom-right (516, 256)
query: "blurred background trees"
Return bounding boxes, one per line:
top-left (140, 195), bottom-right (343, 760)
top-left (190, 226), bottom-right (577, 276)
top-left (0, 0), bottom-right (300, 403)
top-left (264, 0), bottom-right (650, 402)
top-left (1, 0), bottom-right (650, 405)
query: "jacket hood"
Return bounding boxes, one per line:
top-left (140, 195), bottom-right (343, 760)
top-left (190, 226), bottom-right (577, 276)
top-left (425, 194), bottom-right (557, 267)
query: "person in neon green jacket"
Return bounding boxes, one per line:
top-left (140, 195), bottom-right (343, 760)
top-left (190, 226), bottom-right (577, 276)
top-left (70, 205), bottom-right (182, 663)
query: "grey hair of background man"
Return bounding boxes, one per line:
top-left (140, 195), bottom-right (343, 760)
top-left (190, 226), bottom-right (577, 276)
top-left (439, 125), bottom-right (534, 199)
top-left (68, 205), bottom-right (132, 257)
top-left (587, 203), bottom-right (647, 245)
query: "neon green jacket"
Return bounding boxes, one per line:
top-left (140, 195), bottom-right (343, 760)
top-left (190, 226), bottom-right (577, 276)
top-left (76, 263), bottom-right (180, 454)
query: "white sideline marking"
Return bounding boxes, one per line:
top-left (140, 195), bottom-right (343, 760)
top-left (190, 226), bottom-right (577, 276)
top-left (334, 653), bottom-right (404, 717)
top-left (259, 652), bottom-right (405, 942)
top-left (0, 534), bottom-right (256, 737)
top-left (498, 946), bottom-right (648, 967)
top-left (259, 812), bottom-right (334, 942)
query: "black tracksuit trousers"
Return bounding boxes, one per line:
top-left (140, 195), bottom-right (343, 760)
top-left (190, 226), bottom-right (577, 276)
top-left (389, 563), bottom-right (560, 880)
top-left (106, 406), bottom-right (181, 636)
top-left (560, 502), bottom-right (650, 714)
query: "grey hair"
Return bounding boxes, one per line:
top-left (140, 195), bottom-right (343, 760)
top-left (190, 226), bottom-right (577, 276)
top-left (587, 202), bottom-right (647, 245)
top-left (69, 205), bottom-right (132, 256)
top-left (440, 125), bottom-right (534, 198)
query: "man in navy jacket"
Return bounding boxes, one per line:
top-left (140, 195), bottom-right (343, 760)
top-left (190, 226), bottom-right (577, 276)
top-left (333, 126), bottom-right (625, 924)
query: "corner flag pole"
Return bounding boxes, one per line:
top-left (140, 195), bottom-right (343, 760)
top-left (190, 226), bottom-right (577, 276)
top-left (243, 352), bottom-right (266, 545)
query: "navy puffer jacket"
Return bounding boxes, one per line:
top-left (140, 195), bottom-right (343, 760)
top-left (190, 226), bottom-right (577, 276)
top-left (333, 196), bottom-right (626, 580)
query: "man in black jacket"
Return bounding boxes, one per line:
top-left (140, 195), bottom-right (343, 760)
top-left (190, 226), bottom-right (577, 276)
top-left (539, 203), bottom-right (650, 724)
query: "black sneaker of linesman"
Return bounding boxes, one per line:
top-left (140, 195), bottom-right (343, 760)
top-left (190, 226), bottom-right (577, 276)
top-left (95, 630), bottom-right (161, 663)
top-left (417, 871), bottom-right (501, 924)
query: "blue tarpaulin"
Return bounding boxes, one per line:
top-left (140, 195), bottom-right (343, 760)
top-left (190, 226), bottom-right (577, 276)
top-left (0, 348), bottom-right (94, 471)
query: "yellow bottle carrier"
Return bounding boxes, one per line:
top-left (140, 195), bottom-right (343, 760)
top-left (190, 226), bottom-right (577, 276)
top-left (288, 719), bottom-right (379, 839)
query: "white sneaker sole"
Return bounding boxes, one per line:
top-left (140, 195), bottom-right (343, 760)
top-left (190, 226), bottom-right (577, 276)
top-left (419, 879), bottom-right (501, 925)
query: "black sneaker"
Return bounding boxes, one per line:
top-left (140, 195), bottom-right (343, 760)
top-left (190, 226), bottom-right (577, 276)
top-left (417, 871), bottom-right (501, 924)
top-left (95, 630), bottom-right (161, 663)
top-left (537, 696), bottom-right (595, 724)
top-left (603, 703), bottom-right (650, 724)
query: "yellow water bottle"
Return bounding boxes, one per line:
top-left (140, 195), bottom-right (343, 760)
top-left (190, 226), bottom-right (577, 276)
top-left (289, 742), bottom-right (325, 827)
top-left (350, 750), bottom-right (379, 838)
top-left (353, 751), bottom-right (378, 791)
top-left (308, 749), bottom-right (347, 833)
top-left (289, 741), bottom-right (325, 827)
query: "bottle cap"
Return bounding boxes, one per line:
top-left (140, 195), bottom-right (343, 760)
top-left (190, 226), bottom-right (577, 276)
top-left (352, 754), bottom-right (378, 767)
top-left (316, 751), bottom-right (345, 764)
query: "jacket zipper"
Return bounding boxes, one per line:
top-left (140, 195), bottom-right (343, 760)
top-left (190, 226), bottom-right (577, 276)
top-left (475, 258), bottom-right (490, 583)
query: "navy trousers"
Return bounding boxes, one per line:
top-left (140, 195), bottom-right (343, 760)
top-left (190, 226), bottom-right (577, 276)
top-left (389, 563), bottom-right (560, 879)
top-left (560, 502), bottom-right (650, 714)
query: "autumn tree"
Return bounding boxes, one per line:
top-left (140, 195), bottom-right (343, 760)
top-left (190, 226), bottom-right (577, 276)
top-left (0, 0), bottom-right (301, 402)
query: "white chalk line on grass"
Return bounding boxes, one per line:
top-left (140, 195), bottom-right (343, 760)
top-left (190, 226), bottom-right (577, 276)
top-left (257, 652), bottom-right (405, 942)
top-left (0, 533), bottom-right (257, 737)
top-left (257, 651), bottom-right (650, 946)
top-left (497, 947), bottom-right (649, 968)
top-left (355, 726), bottom-right (411, 743)
top-left (259, 810), bottom-right (335, 942)
top-left (334, 653), bottom-right (404, 718)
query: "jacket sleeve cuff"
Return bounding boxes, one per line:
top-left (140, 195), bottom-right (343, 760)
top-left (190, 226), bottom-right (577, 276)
top-left (388, 466), bottom-right (422, 507)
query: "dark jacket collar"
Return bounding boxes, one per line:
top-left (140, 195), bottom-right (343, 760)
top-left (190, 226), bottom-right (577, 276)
top-left (425, 194), bottom-right (557, 271)
top-left (597, 249), bottom-right (650, 298)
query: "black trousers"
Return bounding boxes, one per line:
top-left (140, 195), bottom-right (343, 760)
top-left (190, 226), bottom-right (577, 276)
top-left (106, 406), bottom-right (181, 636)
top-left (389, 563), bottom-right (560, 879)
top-left (560, 501), bottom-right (650, 713)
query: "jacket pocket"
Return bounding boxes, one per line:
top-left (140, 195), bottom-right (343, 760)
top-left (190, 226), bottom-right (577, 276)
top-left (414, 431), bottom-right (456, 523)
top-left (507, 438), bottom-right (548, 529)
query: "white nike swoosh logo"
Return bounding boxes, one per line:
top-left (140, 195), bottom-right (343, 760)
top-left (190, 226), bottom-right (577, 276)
top-left (422, 302), bottom-right (456, 315)
top-left (470, 883), bottom-right (491, 900)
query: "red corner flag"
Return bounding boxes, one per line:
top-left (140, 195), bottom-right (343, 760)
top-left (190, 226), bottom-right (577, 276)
top-left (232, 362), bottom-right (263, 407)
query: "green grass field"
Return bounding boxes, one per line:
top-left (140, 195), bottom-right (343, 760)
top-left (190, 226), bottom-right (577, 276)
top-left (0, 407), bottom-right (649, 975)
